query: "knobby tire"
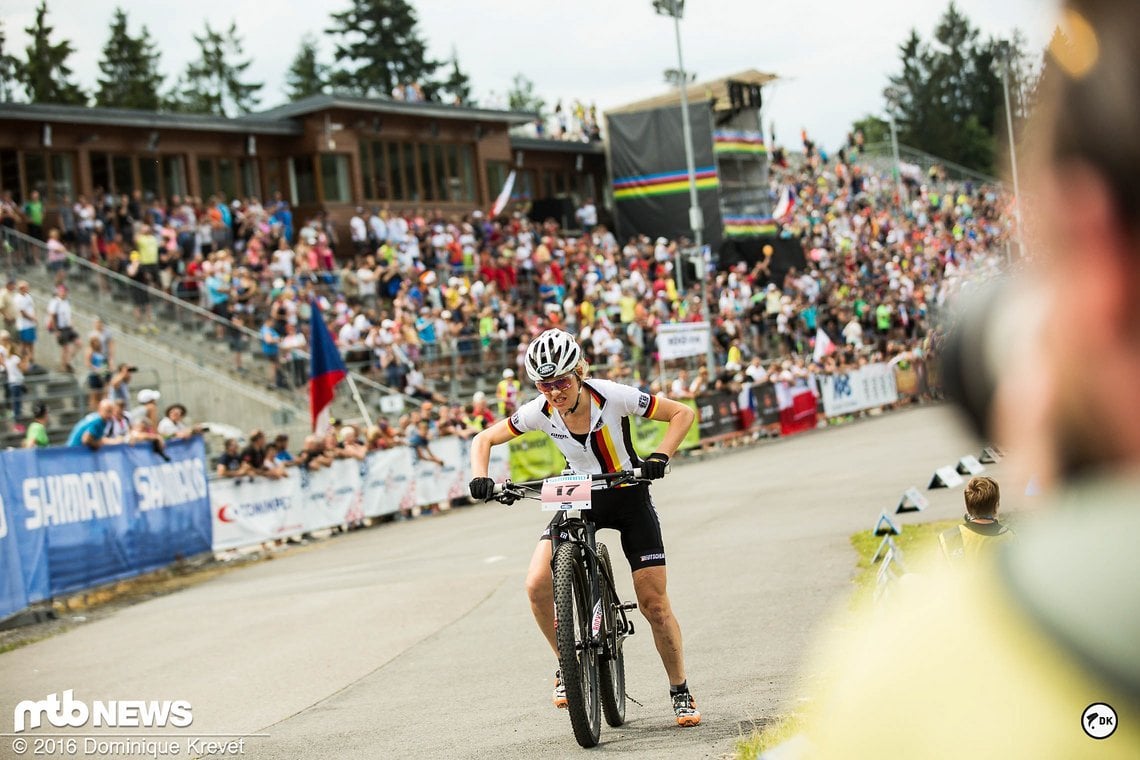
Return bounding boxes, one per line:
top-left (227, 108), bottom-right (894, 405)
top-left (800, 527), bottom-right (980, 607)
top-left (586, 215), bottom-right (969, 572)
top-left (553, 542), bottom-right (601, 748)
top-left (597, 543), bottom-right (626, 727)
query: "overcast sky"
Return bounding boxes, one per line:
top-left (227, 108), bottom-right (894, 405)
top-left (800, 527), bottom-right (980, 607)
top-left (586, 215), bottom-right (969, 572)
top-left (5, 0), bottom-right (1057, 149)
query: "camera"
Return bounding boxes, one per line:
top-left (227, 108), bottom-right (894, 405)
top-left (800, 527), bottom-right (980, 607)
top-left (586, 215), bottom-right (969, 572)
top-left (127, 366), bottom-right (139, 373)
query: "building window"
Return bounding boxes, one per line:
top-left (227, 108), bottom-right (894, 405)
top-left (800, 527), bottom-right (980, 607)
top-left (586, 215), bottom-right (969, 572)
top-left (240, 158), bottom-right (261, 199)
top-left (360, 141), bottom-right (390, 201)
top-left (457, 144), bottom-right (475, 203)
top-left (162, 156), bottom-right (187, 198)
top-left (217, 158), bottom-right (236, 199)
top-left (263, 158), bottom-right (289, 204)
top-left (387, 143), bottom-right (404, 201)
top-left (0, 150), bottom-right (18, 199)
top-left (111, 155), bottom-right (134, 196)
top-left (293, 156), bottom-right (317, 204)
top-left (401, 143), bottom-right (419, 201)
top-left (198, 158), bottom-right (215, 198)
top-left (139, 157), bottom-right (160, 198)
top-left (319, 154), bottom-right (351, 203)
top-left (419, 143), bottom-right (435, 201)
top-left (516, 170), bottom-right (535, 201)
top-left (486, 161), bottom-right (509, 203)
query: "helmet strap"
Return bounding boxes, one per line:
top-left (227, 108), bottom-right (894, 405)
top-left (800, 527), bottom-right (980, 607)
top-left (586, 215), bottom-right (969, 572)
top-left (566, 377), bottom-right (584, 414)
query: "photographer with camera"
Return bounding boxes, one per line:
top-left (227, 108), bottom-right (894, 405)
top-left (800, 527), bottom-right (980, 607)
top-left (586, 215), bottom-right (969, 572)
top-left (801, 2), bottom-right (1140, 755)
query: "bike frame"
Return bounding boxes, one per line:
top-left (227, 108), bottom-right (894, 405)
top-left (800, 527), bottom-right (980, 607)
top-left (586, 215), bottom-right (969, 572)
top-left (547, 510), bottom-right (631, 662)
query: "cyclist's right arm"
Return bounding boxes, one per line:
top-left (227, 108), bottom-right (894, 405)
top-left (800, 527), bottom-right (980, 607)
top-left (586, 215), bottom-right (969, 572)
top-left (469, 418), bottom-right (520, 478)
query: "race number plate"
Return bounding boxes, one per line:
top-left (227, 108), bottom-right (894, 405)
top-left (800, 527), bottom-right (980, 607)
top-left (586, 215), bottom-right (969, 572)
top-left (541, 474), bottom-right (592, 511)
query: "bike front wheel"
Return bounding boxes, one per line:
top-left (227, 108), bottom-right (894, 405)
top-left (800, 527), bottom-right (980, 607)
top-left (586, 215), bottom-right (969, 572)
top-left (597, 542), bottom-right (626, 727)
top-left (553, 542), bottom-right (601, 748)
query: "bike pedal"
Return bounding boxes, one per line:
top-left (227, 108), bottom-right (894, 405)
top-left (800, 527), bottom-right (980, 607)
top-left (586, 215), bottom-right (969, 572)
top-left (619, 602), bottom-right (638, 610)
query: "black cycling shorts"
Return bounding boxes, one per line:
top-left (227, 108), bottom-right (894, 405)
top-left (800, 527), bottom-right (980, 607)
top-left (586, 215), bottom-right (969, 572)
top-left (540, 482), bottom-right (666, 571)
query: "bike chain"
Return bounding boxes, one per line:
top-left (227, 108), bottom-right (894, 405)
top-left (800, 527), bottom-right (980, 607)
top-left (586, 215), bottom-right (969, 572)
top-left (624, 692), bottom-right (645, 708)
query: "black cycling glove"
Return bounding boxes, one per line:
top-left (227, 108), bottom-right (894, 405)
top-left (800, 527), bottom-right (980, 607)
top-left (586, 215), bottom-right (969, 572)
top-left (641, 453), bottom-right (669, 480)
top-left (469, 477), bottom-right (495, 501)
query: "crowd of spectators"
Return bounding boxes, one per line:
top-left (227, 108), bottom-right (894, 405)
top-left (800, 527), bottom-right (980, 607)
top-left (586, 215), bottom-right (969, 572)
top-left (2, 118), bottom-right (1011, 465)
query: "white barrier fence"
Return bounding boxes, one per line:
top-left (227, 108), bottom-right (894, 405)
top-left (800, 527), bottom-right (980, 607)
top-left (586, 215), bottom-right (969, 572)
top-left (818, 363), bottom-right (899, 417)
top-left (210, 437), bottom-right (510, 551)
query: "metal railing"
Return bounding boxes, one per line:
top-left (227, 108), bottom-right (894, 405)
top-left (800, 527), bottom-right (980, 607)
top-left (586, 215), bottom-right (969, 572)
top-left (0, 227), bottom-right (420, 425)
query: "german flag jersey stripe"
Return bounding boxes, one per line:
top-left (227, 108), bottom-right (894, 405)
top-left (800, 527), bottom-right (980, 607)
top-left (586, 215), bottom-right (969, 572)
top-left (506, 379), bottom-right (662, 475)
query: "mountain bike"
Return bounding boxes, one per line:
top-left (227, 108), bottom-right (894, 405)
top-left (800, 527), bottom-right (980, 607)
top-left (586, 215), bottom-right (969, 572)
top-left (494, 469), bottom-right (642, 748)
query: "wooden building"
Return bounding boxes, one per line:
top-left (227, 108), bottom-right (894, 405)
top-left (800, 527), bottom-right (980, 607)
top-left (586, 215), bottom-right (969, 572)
top-left (0, 96), bottom-right (607, 249)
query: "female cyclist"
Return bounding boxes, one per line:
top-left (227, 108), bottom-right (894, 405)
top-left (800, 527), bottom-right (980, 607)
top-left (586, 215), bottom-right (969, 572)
top-left (469, 328), bottom-right (701, 727)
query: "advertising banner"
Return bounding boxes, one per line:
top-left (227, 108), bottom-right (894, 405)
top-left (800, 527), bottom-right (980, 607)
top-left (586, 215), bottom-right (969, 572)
top-left (751, 382), bottom-right (781, 426)
top-left (359, 447), bottom-right (412, 519)
top-left (508, 431), bottom-right (566, 482)
top-left (630, 398), bottom-right (700, 456)
top-left (819, 363), bottom-right (899, 417)
top-left (695, 392), bottom-right (741, 440)
top-left (0, 439), bottom-right (212, 601)
top-left (655, 322), bottom-right (711, 362)
top-left (211, 472), bottom-right (300, 550)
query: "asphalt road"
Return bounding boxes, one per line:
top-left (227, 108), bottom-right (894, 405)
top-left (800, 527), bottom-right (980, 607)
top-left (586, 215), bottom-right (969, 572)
top-left (0, 405), bottom-right (996, 760)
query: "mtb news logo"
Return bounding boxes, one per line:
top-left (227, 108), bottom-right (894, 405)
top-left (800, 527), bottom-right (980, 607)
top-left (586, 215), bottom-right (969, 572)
top-left (13, 690), bottom-right (193, 732)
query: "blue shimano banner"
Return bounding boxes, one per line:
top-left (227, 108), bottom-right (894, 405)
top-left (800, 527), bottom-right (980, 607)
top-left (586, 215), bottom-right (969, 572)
top-left (0, 438), bottom-right (213, 604)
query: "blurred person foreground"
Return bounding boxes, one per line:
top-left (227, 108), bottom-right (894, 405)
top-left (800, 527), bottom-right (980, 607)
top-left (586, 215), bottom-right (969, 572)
top-left (796, 1), bottom-right (1140, 757)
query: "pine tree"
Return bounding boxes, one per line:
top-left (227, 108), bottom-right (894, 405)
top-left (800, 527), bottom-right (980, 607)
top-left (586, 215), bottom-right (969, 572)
top-left (0, 20), bottom-right (20, 102)
top-left (20, 0), bottom-right (86, 105)
top-left (169, 21), bottom-right (262, 116)
top-left (326, 0), bottom-right (439, 98)
top-left (437, 46), bottom-right (473, 106)
top-left (285, 34), bottom-right (326, 101)
top-left (507, 73), bottom-right (545, 114)
top-left (95, 8), bottom-right (164, 110)
top-left (879, 2), bottom-right (1040, 175)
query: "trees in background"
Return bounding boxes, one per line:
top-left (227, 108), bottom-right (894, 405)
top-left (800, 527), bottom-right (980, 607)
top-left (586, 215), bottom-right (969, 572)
top-left (19, 0), bottom-right (86, 105)
top-left (285, 34), bottom-right (327, 101)
top-left (167, 22), bottom-right (263, 117)
top-left (325, 0), bottom-right (439, 99)
top-left (95, 8), bottom-right (164, 110)
top-left (860, 2), bottom-right (1040, 175)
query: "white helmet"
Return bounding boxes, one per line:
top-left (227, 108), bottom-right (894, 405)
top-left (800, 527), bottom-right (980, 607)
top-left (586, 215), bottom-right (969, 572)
top-left (524, 329), bottom-right (581, 382)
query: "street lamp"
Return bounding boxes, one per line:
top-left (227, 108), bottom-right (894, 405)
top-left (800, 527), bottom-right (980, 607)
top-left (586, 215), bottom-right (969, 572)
top-left (655, 0), bottom-right (715, 376)
top-left (883, 86), bottom-right (906, 211)
top-left (997, 42), bottom-right (1026, 260)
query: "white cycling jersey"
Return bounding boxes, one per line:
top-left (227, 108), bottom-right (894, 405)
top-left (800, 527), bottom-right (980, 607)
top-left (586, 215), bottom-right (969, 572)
top-left (506, 379), bottom-right (660, 474)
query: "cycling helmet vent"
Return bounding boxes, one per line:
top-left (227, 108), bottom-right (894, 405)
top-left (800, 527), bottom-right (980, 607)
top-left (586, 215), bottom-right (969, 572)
top-left (524, 329), bottom-right (581, 382)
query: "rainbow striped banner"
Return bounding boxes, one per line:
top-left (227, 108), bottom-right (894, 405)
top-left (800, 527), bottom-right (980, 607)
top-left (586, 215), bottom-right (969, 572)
top-left (723, 215), bottom-right (777, 237)
top-left (612, 166), bottom-right (719, 201)
top-left (714, 130), bottom-right (767, 156)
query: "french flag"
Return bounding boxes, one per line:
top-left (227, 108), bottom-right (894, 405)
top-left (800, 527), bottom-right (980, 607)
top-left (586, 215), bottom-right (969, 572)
top-left (309, 300), bottom-right (347, 434)
top-left (773, 185), bottom-right (795, 222)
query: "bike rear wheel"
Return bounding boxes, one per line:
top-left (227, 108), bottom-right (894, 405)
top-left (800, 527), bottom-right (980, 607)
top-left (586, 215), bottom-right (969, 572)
top-left (597, 543), bottom-right (626, 727)
top-left (553, 542), bottom-right (601, 748)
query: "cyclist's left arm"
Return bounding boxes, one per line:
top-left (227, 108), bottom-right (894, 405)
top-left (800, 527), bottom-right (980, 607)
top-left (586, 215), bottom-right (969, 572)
top-left (644, 395), bottom-right (696, 459)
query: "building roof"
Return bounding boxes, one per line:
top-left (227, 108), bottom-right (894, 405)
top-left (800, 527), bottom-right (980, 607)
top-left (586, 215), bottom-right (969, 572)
top-left (605, 68), bottom-right (778, 116)
top-left (0, 102), bottom-right (302, 136)
top-left (256, 94), bottom-right (535, 125)
top-left (508, 136), bottom-right (606, 155)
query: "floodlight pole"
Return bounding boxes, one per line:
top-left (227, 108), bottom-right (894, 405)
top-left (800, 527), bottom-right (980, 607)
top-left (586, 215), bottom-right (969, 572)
top-left (657, 0), bottom-right (715, 376)
top-left (999, 47), bottom-right (1025, 259)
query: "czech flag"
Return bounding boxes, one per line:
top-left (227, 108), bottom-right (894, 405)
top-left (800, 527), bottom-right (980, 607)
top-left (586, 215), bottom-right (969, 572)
top-left (773, 185), bottom-right (795, 222)
top-left (309, 300), bottom-right (347, 434)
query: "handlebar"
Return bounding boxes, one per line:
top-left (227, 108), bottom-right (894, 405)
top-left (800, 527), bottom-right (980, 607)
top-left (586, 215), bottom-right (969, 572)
top-left (491, 469), bottom-right (645, 503)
